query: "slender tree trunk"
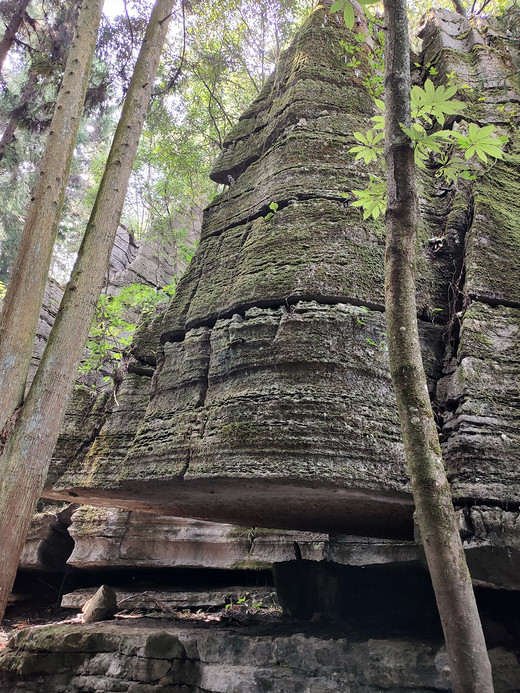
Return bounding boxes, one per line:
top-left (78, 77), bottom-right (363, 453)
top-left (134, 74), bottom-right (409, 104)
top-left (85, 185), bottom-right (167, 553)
top-left (383, 0), bottom-right (493, 690)
top-left (0, 0), bottom-right (103, 435)
top-left (0, 0), bottom-right (31, 71)
top-left (0, 117), bottom-right (17, 159)
top-left (0, 0), bottom-right (174, 624)
top-left (451, 0), bottom-right (467, 16)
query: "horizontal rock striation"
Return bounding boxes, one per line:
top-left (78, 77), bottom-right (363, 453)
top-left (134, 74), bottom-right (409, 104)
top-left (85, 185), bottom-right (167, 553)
top-left (44, 3), bottom-right (446, 538)
top-left (43, 7), bottom-right (520, 555)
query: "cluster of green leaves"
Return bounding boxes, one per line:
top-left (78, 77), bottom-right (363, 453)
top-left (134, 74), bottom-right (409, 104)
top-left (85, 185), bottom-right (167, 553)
top-left (0, 280), bottom-right (6, 300)
top-left (339, 20), bottom-right (384, 98)
top-left (347, 78), bottom-right (505, 218)
top-left (79, 282), bottom-right (175, 384)
top-left (411, 80), bottom-right (465, 125)
top-left (350, 129), bottom-right (384, 164)
top-left (348, 176), bottom-right (387, 219)
top-left (330, 3), bottom-right (507, 221)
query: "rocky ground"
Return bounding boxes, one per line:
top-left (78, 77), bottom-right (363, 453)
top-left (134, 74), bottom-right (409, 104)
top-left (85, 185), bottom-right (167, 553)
top-left (1, 595), bottom-right (520, 692)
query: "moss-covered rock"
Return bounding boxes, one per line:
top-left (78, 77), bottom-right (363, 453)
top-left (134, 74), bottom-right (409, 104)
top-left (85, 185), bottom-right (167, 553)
top-left (438, 303), bottom-right (520, 502)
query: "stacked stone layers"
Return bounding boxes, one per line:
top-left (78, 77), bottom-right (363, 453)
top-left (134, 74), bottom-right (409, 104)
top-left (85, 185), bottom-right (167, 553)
top-left (44, 9), bottom-right (520, 544)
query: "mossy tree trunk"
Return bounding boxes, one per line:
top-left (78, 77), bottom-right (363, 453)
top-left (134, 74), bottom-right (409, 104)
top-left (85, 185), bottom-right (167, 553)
top-left (383, 0), bottom-right (493, 690)
top-left (0, 0), bottom-right (103, 434)
top-left (0, 0), bottom-right (174, 623)
top-left (0, 0), bottom-right (32, 71)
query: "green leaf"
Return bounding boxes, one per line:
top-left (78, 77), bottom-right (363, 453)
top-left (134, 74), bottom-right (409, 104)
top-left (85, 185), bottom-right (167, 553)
top-left (453, 123), bottom-right (504, 163)
top-left (343, 1), bottom-right (355, 29)
top-left (330, 0), bottom-right (345, 12)
top-left (370, 115), bottom-right (385, 130)
top-left (411, 79), bottom-right (466, 126)
top-left (351, 179), bottom-right (387, 219)
top-left (349, 129), bottom-right (383, 164)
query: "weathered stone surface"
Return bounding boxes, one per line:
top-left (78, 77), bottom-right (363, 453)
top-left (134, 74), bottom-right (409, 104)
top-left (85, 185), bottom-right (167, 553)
top-left (47, 388), bottom-right (109, 487)
top-left (66, 507), bottom-right (328, 569)
top-left (19, 504), bottom-right (75, 572)
top-left (210, 9), bottom-right (375, 184)
top-left (459, 506), bottom-right (520, 590)
top-left (40, 6), bottom-right (520, 562)
top-left (420, 11), bottom-right (519, 115)
top-left (1, 620), bottom-right (519, 692)
top-left (160, 7), bottom-right (458, 339)
top-left (420, 11), bottom-right (520, 307)
top-left (47, 302), bottom-right (445, 537)
top-left (55, 372), bottom-right (153, 490)
top-left (465, 146), bottom-right (520, 306)
top-left (64, 505), bottom-right (418, 571)
top-left (438, 302), bottom-right (520, 502)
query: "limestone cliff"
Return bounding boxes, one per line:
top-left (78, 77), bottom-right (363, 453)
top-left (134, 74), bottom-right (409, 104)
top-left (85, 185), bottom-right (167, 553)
top-left (41, 7), bottom-right (520, 571)
top-left (4, 6), bottom-right (520, 692)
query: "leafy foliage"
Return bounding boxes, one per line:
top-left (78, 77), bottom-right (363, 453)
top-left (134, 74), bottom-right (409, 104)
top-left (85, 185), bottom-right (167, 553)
top-left (349, 177), bottom-right (386, 220)
top-left (350, 129), bottom-right (384, 164)
top-left (411, 79), bottom-right (466, 126)
top-left (342, 38), bottom-right (505, 218)
top-left (79, 283), bottom-right (175, 384)
top-left (452, 123), bottom-right (506, 162)
top-left (399, 123), bottom-right (453, 168)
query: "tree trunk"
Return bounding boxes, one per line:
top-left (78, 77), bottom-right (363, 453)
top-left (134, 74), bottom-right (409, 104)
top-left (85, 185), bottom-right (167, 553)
top-left (0, 117), bottom-right (17, 160)
top-left (383, 0), bottom-right (493, 690)
top-left (0, 0), bottom-right (103, 435)
top-left (0, 0), bottom-right (174, 624)
top-left (451, 0), bottom-right (467, 16)
top-left (0, 0), bottom-right (31, 71)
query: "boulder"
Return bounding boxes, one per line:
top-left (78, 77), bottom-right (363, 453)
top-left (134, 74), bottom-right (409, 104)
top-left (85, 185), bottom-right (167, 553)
top-left (81, 584), bottom-right (117, 623)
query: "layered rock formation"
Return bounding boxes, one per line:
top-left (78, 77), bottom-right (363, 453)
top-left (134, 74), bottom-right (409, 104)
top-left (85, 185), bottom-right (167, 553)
top-left (41, 6), bottom-right (520, 551)
top-left (44, 3), bottom-right (438, 538)
top-left (3, 4), bottom-right (520, 691)
top-left (1, 620), bottom-right (520, 692)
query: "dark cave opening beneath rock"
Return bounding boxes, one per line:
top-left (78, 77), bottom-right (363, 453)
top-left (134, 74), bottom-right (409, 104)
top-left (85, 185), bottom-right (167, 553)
top-left (9, 558), bottom-right (520, 650)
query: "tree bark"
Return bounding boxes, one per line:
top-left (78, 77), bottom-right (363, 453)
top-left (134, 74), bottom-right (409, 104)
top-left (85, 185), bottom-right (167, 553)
top-left (0, 118), bottom-right (17, 160)
top-left (0, 0), bottom-right (103, 435)
top-left (383, 0), bottom-right (493, 690)
top-left (0, 0), bottom-right (31, 71)
top-left (0, 0), bottom-right (174, 624)
top-left (451, 0), bottom-right (467, 16)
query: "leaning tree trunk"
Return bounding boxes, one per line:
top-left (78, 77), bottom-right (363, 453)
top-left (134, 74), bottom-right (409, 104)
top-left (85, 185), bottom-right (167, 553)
top-left (0, 0), bottom-right (103, 435)
top-left (0, 0), bottom-right (31, 72)
top-left (383, 0), bottom-right (493, 690)
top-left (0, 0), bottom-right (175, 624)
